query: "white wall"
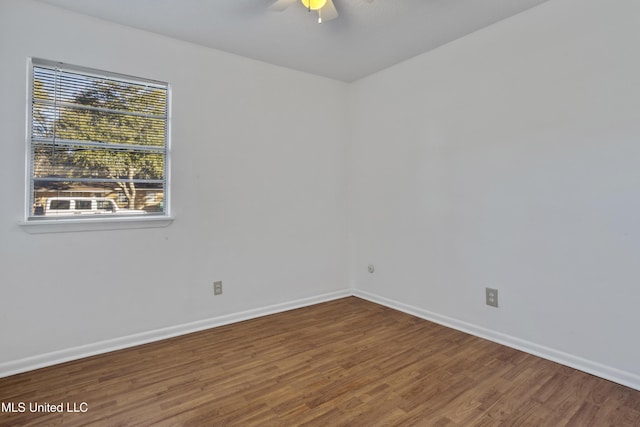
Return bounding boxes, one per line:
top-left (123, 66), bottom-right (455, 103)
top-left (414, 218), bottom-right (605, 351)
top-left (350, 0), bottom-right (640, 386)
top-left (0, 0), bottom-right (349, 369)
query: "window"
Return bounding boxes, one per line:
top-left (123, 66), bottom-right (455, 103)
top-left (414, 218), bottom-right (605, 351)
top-left (75, 200), bottom-right (91, 210)
top-left (96, 200), bottom-right (115, 212)
top-left (28, 58), bottom-right (169, 221)
top-left (49, 199), bottom-right (70, 210)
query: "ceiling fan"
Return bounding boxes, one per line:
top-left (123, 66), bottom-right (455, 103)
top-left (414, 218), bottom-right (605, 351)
top-left (270, 0), bottom-right (373, 24)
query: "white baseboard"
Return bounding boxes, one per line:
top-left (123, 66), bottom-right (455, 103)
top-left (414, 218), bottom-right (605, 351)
top-left (353, 289), bottom-right (640, 391)
top-left (0, 290), bottom-right (350, 379)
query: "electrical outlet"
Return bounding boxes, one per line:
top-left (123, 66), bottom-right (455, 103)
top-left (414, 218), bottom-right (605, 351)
top-left (486, 287), bottom-right (498, 307)
top-left (213, 281), bottom-right (223, 296)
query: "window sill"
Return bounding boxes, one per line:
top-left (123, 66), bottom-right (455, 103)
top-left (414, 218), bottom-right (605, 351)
top-left (18, 216), bottom-right (174, 234)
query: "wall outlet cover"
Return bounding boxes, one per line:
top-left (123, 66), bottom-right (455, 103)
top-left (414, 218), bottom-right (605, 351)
top-left (486, 287), bottom-right (498, 308)
top-left (214, 281), bottom-right (223, 296)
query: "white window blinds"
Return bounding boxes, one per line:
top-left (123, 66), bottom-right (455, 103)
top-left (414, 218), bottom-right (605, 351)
top-left (28, 59), bottom-right (169, 219)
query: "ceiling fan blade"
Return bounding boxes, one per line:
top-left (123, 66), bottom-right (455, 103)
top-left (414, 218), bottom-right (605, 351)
top-left (269, 0), bottom-right (297, 12)
top-left (321, 0), bottom-right (338, 21)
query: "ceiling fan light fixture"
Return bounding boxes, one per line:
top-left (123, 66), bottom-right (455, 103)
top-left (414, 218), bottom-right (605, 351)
top-left (301, 0), bottom-right (327, 11)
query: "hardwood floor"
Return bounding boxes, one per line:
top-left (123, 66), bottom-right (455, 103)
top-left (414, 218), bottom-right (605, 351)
top-left (1, 297), bottom-right (639, 426)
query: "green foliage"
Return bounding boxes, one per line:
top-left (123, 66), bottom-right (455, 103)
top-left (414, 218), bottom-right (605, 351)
top-left (45, 79), bottom-right (167, 208)
top-left (57, 81), bottom-right (165, 176)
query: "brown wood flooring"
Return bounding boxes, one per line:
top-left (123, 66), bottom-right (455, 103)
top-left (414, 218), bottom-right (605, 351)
top-left (1, 297), bottom-right (639, 426)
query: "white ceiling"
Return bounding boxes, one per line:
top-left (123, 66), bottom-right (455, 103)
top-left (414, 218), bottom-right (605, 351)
top-left (38, 0), bottom-right (549, 82)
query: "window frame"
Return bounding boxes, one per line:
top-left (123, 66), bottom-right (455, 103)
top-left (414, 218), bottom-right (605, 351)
top-left (22, 58), bottom-right (173, 232)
